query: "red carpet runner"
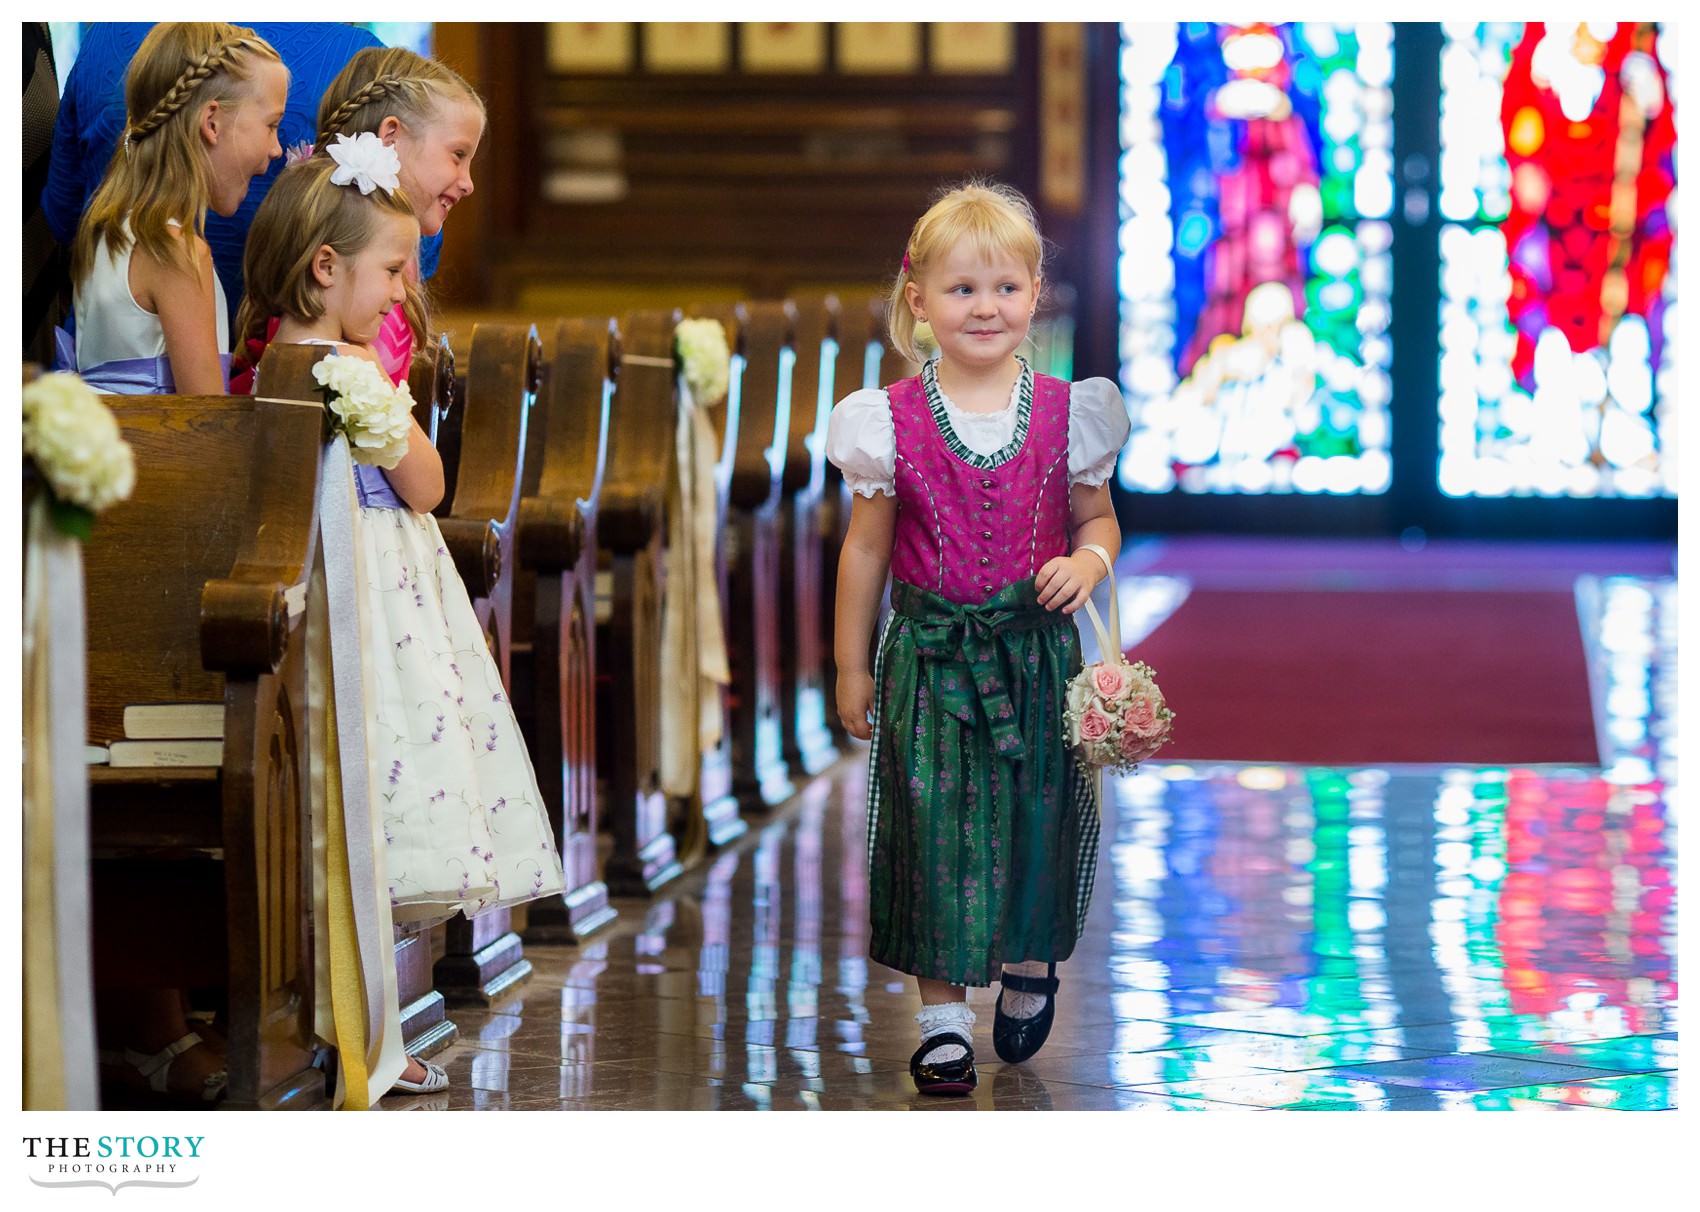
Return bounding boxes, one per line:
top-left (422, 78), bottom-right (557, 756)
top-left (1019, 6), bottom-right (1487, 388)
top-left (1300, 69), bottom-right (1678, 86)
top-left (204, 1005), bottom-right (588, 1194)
top-left (1130, 589), bottom-right (1599, 766)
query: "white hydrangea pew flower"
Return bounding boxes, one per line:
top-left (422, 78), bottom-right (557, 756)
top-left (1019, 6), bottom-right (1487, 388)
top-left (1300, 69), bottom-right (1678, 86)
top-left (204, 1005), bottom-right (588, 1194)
top-left (674, 317), bottom-right (731, 407)
top-left (22, 372), bottom-right (137, 527)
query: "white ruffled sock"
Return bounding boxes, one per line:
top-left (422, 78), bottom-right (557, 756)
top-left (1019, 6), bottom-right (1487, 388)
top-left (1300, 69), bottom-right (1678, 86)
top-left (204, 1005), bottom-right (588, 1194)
top-left (915, 1002), bottom-right (976, 1066)
top-left (999, 960), bottom-right (1052, 1019)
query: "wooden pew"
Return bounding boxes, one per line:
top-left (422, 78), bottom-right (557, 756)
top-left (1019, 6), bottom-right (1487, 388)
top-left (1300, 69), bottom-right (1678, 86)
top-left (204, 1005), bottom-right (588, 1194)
top-left (598, 310), bottom-right (686, 895)
top-left (428, 323), bottom-right (539, 1007)
top-left (511, 317), bottom-right (616, 942)
top-left (776, 293), bottom-right (841, 781)
top-left (83, 349), bottom-right (330, 1110)
top-left (818, 292), bottom-right (883, 748)
top-left (713, 299), bottom-right (796, 816)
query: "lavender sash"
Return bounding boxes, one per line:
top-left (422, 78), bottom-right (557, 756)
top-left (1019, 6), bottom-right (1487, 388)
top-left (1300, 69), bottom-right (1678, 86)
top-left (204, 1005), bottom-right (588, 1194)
top-left (53, 327), bottom-right (231, 394)
top-left (352, 463), bottom-right (404, 510)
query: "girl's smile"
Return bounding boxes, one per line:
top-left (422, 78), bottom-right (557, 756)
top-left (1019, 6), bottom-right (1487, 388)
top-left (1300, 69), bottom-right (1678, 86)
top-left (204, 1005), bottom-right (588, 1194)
top-left (906, 242), bottom-right (1039, 376)
top-left (388, 98), bottom-right (483, 238)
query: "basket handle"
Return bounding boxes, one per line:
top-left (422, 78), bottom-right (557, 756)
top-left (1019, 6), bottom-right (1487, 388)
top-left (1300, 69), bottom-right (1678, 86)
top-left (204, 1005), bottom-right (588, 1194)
top-left (1078, 555), bottom-right (1122, 665)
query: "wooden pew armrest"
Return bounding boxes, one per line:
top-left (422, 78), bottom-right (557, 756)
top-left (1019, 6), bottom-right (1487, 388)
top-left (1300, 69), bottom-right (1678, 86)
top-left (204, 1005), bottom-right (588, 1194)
top-left (596, 485), bottom-right (663, 553)
top-left (517, 495), bottom-right (586, 573)
top-left (201, 578), bottom-right (290, 677)
top-left (437, 515), bottom-right (503, 600)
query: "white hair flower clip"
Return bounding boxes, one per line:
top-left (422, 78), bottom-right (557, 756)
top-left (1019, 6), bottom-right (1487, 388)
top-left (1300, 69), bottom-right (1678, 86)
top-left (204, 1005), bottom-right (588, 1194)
top-left (326, 131), bottom-right (401, 195)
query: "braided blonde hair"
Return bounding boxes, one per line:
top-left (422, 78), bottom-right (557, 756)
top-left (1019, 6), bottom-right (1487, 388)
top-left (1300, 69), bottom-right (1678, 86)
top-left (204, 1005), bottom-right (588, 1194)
top-left (314, 47), bottom-right (487, 349)
top-left (71, 22), bottom-right (283, 286)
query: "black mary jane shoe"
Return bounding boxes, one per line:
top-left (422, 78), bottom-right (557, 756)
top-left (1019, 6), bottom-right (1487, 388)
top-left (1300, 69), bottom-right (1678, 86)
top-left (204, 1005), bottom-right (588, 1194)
top-left (910, 1032), bottom-right (978, 1097)
top-left (992, 961), bottom-right (1059, 1064)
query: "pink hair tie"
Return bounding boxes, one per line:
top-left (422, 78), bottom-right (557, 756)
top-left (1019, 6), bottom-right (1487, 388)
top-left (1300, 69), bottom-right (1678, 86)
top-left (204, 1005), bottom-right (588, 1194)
top-left (902, 251), bottom-right (911, 274)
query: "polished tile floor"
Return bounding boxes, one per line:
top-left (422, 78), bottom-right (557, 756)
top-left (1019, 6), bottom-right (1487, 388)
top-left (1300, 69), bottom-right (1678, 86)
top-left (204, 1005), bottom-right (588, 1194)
top-left (387, 574), bottom-right (1676, 1112)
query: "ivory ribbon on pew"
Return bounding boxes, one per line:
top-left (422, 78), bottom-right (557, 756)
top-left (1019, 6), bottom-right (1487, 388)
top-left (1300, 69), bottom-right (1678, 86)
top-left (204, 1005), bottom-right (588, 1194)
top-left (309, 438), bottom-right (405, 1109)
top-left (660, 379), bottom-right (732, 800)
top-left (21, 496), bottom-right (99, 1110)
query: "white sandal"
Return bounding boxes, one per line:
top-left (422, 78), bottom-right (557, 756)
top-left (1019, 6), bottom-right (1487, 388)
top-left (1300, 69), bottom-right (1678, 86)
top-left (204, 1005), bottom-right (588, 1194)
top-left (388, 1056), bottom-right (449, 1095)
top-left (99, 1031), bottom-right (228, 1104)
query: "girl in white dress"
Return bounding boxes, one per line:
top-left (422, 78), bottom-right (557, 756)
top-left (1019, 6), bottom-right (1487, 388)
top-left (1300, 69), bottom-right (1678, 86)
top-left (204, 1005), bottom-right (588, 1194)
top-left (68, 22), bottom-right (287, 394)
top-left (82, 22), bottom-right (287, 1109)
top-left (242, 137), bottom-right (566, 1104)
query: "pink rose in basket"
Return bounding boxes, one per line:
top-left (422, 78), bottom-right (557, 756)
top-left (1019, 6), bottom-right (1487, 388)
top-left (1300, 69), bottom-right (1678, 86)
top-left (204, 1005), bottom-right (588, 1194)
top-left (1078, 703), bottom-right (1114, 743)
top-left (1118, 724), bottom-right (1159, 762)
top-left (1090, 661), bottom-right (1130, 700)
top-left (1124, 695), bottom-right (1164, 738)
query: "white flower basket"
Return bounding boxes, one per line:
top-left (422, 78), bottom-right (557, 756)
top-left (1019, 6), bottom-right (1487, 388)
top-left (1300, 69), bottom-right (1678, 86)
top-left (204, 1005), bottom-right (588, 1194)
top-left (1064, 572), bottom-right (1174, 773)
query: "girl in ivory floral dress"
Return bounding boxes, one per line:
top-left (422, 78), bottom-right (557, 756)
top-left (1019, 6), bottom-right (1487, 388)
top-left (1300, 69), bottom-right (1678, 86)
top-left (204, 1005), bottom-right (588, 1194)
top-left (241, 136), bottom-right (564, 1104)
top-left (67, 22), bottom-right (287, 395)
top-left (827, 181), bottom-right (1130, 1096)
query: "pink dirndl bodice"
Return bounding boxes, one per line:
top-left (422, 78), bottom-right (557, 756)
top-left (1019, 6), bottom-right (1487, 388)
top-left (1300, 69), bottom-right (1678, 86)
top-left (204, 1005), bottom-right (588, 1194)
top-left (888, 364), bottom-right (1073, 604)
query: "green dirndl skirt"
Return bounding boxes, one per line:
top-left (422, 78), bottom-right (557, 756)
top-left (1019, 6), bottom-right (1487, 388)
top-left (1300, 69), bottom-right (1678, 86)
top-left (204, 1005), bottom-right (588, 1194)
top-left (865, 578), bottom-right (1102, 986)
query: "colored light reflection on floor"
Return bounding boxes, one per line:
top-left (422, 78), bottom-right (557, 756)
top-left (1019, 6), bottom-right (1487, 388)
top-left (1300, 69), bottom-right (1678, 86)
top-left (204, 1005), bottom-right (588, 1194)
top-left (1099, 762), bottom-right (1673, 1108)
top-left (1577, 575), bottom-right (1678, 787)
top-left (378, 569), bottom-right (1676, 1111)
top-left (391, 753), bottom-right (1672, 1111)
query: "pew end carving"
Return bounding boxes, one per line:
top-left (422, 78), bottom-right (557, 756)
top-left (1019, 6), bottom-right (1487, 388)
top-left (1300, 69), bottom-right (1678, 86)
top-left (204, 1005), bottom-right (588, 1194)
top-left (717, 299), bottom-right (797, 817)
top-left (776, 292), bottom-right (841, 781)
top-left (431, 323), bottom-right (540, 1006)
top-left (513, 316), bottom-right (617, 942)
top-left (84, 355), bottom-right (330, 1110)
top-left (819, 291), bottom-right (884, 748)
top-left (598, 310), bottom-right (687, 895)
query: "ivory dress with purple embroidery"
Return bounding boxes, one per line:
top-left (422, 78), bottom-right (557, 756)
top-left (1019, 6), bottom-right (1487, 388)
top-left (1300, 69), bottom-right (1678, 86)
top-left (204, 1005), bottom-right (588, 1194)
top-left (826, 356), bottom-right (1130, 986)
top-left (303, 338), bottom-right (565, 927)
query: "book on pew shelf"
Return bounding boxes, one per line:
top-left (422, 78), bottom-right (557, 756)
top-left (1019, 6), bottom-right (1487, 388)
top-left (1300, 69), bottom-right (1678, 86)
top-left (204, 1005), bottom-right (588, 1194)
top-left (106, 739), bottom-right (224, 768)
top-left (121, 702), bottom-right (225, 740)
top-left (86, 744), bottom-right (110, 765)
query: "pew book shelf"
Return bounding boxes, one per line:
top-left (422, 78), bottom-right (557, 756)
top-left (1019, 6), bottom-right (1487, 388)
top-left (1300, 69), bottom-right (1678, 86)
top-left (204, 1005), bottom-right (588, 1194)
top-left (84, 700), bottom-right (226, 767)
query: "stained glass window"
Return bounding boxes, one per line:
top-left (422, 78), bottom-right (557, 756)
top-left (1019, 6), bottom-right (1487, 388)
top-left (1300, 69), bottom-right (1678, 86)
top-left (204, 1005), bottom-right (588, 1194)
top-left (1437, 22), bottom-right (1677, 498)
top-left (1117, 22), bottom-right (1395, 495)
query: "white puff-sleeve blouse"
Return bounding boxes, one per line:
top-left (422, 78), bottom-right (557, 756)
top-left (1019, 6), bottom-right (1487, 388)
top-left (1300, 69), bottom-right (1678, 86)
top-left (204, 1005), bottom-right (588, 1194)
top-left (825, 374), bottom-right (1131, 498)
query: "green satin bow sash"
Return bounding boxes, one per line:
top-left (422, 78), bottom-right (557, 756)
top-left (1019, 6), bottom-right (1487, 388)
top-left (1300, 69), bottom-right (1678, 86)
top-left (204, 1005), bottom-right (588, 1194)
top-left (890, 579), bottom-right (1065, 761)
